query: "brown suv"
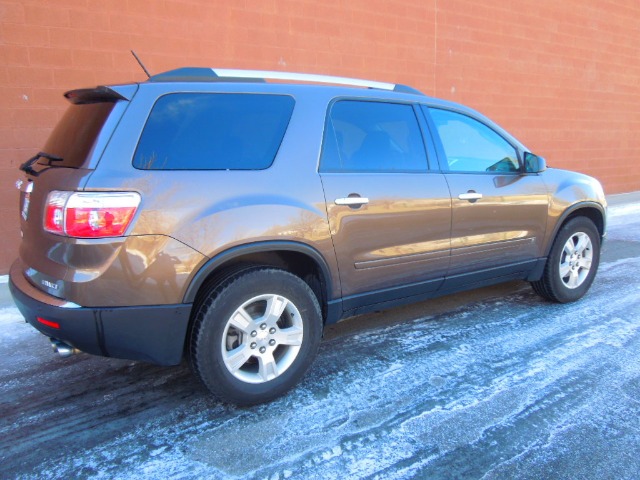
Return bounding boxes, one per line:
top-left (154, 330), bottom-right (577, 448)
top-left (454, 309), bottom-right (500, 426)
top-left (10, 68), bottom-right (606, 405)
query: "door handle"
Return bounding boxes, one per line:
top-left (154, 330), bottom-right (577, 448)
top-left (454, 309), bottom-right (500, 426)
top-left (335, 196), bottom-right (369, 207)
top-left (458, 191), bottom-right (483, 202)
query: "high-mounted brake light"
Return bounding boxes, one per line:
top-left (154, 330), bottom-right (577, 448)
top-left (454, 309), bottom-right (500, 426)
top-left (44, 191), bottom-right (141, 238)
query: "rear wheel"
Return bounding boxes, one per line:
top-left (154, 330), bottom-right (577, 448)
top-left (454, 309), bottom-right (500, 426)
top-left (531, 216), bottom-right (600, 303)
top-left (189, 268), bottom-right (322, 405)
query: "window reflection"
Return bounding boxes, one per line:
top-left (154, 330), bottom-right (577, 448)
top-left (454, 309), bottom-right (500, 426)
top-left (430, 109), bottom-right (519, 173)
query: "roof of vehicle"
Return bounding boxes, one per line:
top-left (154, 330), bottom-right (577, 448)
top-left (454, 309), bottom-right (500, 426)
top-left (147, 67), bottom-right (426, 96)
top-left (72, 67), bottom-right (529, 153)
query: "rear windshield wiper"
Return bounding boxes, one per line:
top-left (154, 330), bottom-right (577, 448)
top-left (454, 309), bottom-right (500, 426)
top-left (19, 152), bottom-right (63, 176)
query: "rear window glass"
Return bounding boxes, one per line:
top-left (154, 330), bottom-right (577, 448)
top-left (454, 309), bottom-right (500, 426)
top-left (41, 102), bottom-right (115, 168)
top-left (133, 93), bottom-right (295, 170)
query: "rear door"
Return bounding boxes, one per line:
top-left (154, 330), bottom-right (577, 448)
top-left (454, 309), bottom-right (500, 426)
top-left (424, 107), bottom-right (548, 285)
top-left (319, 99), bottom-right (451, 310)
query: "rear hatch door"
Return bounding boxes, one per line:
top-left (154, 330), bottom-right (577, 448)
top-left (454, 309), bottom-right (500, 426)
top-left (17, 85), bottom-right (136, 298)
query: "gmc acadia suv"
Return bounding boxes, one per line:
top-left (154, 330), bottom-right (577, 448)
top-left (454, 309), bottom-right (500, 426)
top-left (10, 68), bottom-right (606, 405)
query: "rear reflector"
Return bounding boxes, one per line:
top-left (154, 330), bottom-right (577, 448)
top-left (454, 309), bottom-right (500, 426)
top-left (37, 317), bottom-right (60, 329)
top-left (44, 191), bottom-right (141, 238)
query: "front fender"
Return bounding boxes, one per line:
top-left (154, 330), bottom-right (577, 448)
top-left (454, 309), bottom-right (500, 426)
top-left (542, 168), bottom-right (607, 256)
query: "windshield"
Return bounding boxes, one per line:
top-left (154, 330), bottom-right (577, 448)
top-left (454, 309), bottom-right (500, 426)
top-left (41, 102), bottom-right (115, 168)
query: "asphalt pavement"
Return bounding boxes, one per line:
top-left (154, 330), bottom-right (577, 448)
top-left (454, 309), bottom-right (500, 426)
top-left (1, 192), bottom-right (639, 479)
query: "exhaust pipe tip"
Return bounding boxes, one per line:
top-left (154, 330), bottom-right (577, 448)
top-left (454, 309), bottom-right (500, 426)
top-left (49, 338), bottom-right (79, 358)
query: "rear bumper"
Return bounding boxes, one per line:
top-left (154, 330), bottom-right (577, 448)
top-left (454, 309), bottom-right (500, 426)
top-left (9, 260), bottom-right (192, 366)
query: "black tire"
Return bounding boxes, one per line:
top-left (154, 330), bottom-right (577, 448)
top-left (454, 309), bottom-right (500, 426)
top-left (531, 216), bottom-right (601, 303)
top-left (189, 268), bottom-right (322, 405)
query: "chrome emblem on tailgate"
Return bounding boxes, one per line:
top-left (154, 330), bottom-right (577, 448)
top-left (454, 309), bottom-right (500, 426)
top-left (41, 279), bottom-right (59, 290)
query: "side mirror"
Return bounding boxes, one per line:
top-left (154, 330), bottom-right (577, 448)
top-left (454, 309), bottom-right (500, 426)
top-left (523, 152), bottom-right (547, 173)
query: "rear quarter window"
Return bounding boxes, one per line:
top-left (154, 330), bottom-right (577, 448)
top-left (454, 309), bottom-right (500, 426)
top-left (133, 93), bottom-right (295, 170)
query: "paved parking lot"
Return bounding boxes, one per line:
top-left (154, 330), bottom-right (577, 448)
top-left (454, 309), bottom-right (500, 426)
top-left (1, 194), bottom-right (639, 479)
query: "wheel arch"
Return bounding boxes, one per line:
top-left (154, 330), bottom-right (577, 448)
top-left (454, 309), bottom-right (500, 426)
top-left (545, 202), bottom-right (606, 257)
top-left (183, 241), bottom-right (342, 325)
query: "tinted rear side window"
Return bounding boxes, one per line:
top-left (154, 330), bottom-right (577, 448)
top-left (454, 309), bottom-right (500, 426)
top-left (41, 102), bottom-right (115, 168)
top-left (320, 100), bottom-right (427, 173)
top-left (133, 93), bottom-right (295, 170)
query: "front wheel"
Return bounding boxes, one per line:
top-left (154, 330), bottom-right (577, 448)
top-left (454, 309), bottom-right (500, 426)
top-left (531, 216), bottom-right (601, 303)
top-left (189, 268), bottom-right (322, 405)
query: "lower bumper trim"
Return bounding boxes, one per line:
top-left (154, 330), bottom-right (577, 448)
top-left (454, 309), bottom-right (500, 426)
top-left (9, 261), bottom-right (192, 366)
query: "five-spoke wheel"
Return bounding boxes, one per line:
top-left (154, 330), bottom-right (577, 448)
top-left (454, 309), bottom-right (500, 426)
top-left (189, 268), bottom-right (322, 405)
top-left (222, 294), bottom-right (304, 384)
top-left (531, 216), bottom-right (601, 303)
top-left (558, 232), bottom-right (593, 289)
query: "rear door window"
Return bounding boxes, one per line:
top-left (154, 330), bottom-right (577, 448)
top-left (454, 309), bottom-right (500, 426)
top-left (320, 100), bottom-right (428, 173)
top-left (133, 93), bottom-right (295, 170)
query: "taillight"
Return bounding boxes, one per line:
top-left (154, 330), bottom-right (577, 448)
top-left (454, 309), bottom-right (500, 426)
top-left (43, 191), bottom-right (68, 234)
top-left (44, 191), bottom-right (141, 238)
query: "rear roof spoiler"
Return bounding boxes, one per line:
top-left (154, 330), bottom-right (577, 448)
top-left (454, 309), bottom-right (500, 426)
top-left (148, 67), bottom-right (425, 95)
top-left (64, 86), bottom-right (129, 105)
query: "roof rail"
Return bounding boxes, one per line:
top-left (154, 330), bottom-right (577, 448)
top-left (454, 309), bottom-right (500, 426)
top-left (213, 69), bottom-right (395, 90)
top-left (148, 67), bottom-right (424, 95)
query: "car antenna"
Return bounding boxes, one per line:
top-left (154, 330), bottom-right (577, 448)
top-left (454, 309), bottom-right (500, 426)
top-left (130, 50), bottom-right (151, 79)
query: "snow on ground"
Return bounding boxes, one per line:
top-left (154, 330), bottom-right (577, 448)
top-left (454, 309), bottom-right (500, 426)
top-left (1, 202), bottom-right (639, 479)
top-left (0, 306), bottom-right (21, 325)
top-left (607, 201), bottom-right (640, 221)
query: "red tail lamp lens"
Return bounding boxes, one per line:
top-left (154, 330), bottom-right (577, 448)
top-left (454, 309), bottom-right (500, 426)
top-left (44, 191), bottom-right (141, 238)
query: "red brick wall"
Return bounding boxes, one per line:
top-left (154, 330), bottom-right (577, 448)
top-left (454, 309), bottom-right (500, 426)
top-left (1, 0), bottom-right (639, 273)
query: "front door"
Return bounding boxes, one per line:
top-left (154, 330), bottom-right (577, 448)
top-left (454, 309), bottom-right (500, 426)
top-left (426, 107), bottom-right (548, 282)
